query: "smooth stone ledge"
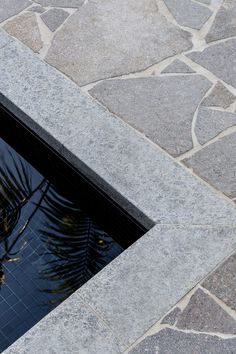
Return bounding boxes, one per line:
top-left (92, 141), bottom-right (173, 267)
top-left (0, 31), bottom-right (236, 227)
top-left (4, 224), bottom-right (236, 353)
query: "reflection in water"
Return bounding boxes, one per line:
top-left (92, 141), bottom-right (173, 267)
top-left (0, 137), bottom-right (123, 349)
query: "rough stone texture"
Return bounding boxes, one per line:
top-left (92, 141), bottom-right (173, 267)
top-left (188, 39), bottom-right (236, 89)
top-left (0, 30), bottom-right (12, 49)
top-left (197, 0), bottom-right (211, 4)
top-left (3, 295), bottom-right (120, 354)
top-left (1, 38), bottom-right (236, 227)
top-left (195, 107), bottom-right (236, 145)
top-left (41, 8), bottom-right (69, 32)
top-left (90, 76), bottom-right (211, 156)
top-left (28, 5), bottom-right (46, 13)
top-left (176, 289), bottom-right (236, 333)
top-left (184, 132), bottom-right (236, 199)
top-left (0, 0), bottom-right (30, 23)
top-left (206, 0), bottom-right (236, 43)
top-left (161, 307), bottom-right (181, 326)
top-left (34, 0), bottom-right (84, 7)
top-left (46, 0), bottom-right (192, 85)
top-left (202, 81), bottom-right (236, 109)
top-left (129, 328), bottom-right (236, 354)
top-left (162, 59), bottom-right (195, 74)
top-left (203, 253), bottom-right (236, 312)
top-left (164, 0), bottom-right (212, 29)
top-left (78, 224), bottom-right (236, 348)
top-left (3, 12), bottom-right (43, 53)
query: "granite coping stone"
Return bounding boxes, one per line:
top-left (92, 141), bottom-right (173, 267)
top-left (1, 31), bottom-right (236, 353)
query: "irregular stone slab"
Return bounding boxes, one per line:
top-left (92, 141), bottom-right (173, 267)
top-left (3, 12), bottom-right (43, 53)
top-left (195, 107), bottom-right (236, 144)
top-left (188, 39), bottom-right (236, 88)
top-left (34, 0), bottom-right (84, 7)
top-left (0, 0), bottom-right (30, 23)
top-left (0, 29), bottom-right (12, 49)
top-left (184, 132), bottom-right (236, 199)
top-left (28, 5), bottom-right (46, 13)
top-left (202, 81), bottom-right (235, 109)
top-left (176, 288), bottom-right (236, 333)
top-left (206, 0), bottom-right (236, 43)
top-left (129, 328), bottom-right (236, 354)
top-left (197, 0), bottom-right (211, 4)
top-left (162, 59), bottom-right (195, 74)
top-left (164, 0), bottom-right (212, 29)
top-left (90, 75), bottom-right (211, 156)
top-left (46, 0), bottom-right (192, 85)
top-left (161, 307), bottom-right (181, 326)
top-left (203, 253), bottom-right (236, 312)
top-left (41, 9), bottom-right (69, 32)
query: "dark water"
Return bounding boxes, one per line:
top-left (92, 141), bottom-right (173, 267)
top-left (0, 137), bottom-right (124, 351)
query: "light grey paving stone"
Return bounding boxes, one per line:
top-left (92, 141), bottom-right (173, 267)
top-left (46, 0), bottom-right (192, 85)
top-left (197, 0), bottom-right (211, 4)
top-left (206, 0), bottom-right (236, 43)
top-left (129, 328), bottom-right (236, 354)
top-left (3, 12), bottom-right (43, 53)
top-left (202, 81), bottom-right (236, 109)
top-left (78, 224), bottom-right (236, 348)
top-left (188, 39), bottom-right (236, 88)
top-left (203, 253), bottom-right (236, 312)
top-left (34, 0), bottom-right (84, 7)
top-left (0, 30), bottom-right (12, 49)
top-left (41, 8), bottom-right (69, 32)
top-left (162, 59), bottom-right (195, 74)
top-left (1, 37), bottom-right (236, 226)
top-left (28, 5), bottom-right (46, 13)
top-left (0, 0), bottom-right (30, 23)
top-left (90, 76), bottom-right (211, 156)
top-left (161, 307), bottom-right (181, 326)
top-left (184, 132), bottom-right (236, 199)
top-left (3, 294), bottom-right (121, 354)
top-left (176, 288), bottom-right (236, 333)
top-left (164, 0), bottom-right (212, 29)
top-left (195, 107), bottom-right (236, 145)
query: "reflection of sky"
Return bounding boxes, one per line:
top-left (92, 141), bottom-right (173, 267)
top-left (0, 137), bottom-right (123, 352)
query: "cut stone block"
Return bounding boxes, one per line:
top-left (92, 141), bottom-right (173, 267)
top-left (184, 132), bottom-right (236, 199)
top-left (195, 107), bottom-right (236, 145)
top-left (176, 288), bottom-right (236, 334)
top-left (164, 0), bottom-right (212, 29)
top-left (188, 39), bottom-right (236, 89)
top-left (46, 0), bottom-right (192, 85)
top-left (162, 59), bottom-right (195, 74)
top-left (202, 82), bottom-right (235, 109)
top-left (129, 328), bottom-right (236, 354)
top-left (41, 9), bottom-right (69, 32)
top-left (203, 252), bottom-right (236, 312)
top-left (0, 0), bottom-right (30, 23)
top-left (90, 75), bottom-right (211, 156)
top-left (28, 5), bottom-right (46, 14)
top-left (3, 12), bottom-right (43, 53)
top-left (34, 0), bottom-right (84, 7)
top-left (161, 307), bottom-right (181, 326)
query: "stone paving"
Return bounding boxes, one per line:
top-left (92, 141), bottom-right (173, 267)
top-left (1, 0), bottom-right (236, 352)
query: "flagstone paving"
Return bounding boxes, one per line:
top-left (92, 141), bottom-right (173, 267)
top-left (1, 0), bottom-right (236, 352)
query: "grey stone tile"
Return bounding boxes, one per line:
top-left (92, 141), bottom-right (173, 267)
top-left (203, 252), bottom-right (236, 312)
top-left (3, 12), bottom-right (43, 53)
top-left (197, 0), bottom-right (211, 4)
top-left (161, 307), bottom-right (181, 326)
top-left (3, 295), bottom-right (120, 354)
top-left (129, 328), bottom-right (236, 354)
top-left (195, 107), bottom-right (236, 145)
top-left (202, 81), bottom-right (236, 109)
top-left (0, 0), bottom-right (30, 23)
top-left (28, 5), bottom-right (46, 14)
top-left (184, 132), bottom-right (236, 199)
top-left (1, 37), bottom-right (236, 226)
top-left (46, 0), bottom-right (192, 85)
top-left (206, 0), bottom-right (236, 43)
top-left (176, 288), bottom-right (236, 333)
top-left (162, 59), bottom-right (195, 74)
top-left (78, 224), bottom-right (236, 348)
top-left (34, 0), bottom-right (84, 7)
top-left (188, 39), bottom-right (236, 89)
top-left (41, 9), bottom-right (69, 32)
top-left (90, 76), bottom-right (211, 156)
top-left (164, 0), bottom-right (212, 29)
top-left (0, 30), bottom-right (12, 49)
